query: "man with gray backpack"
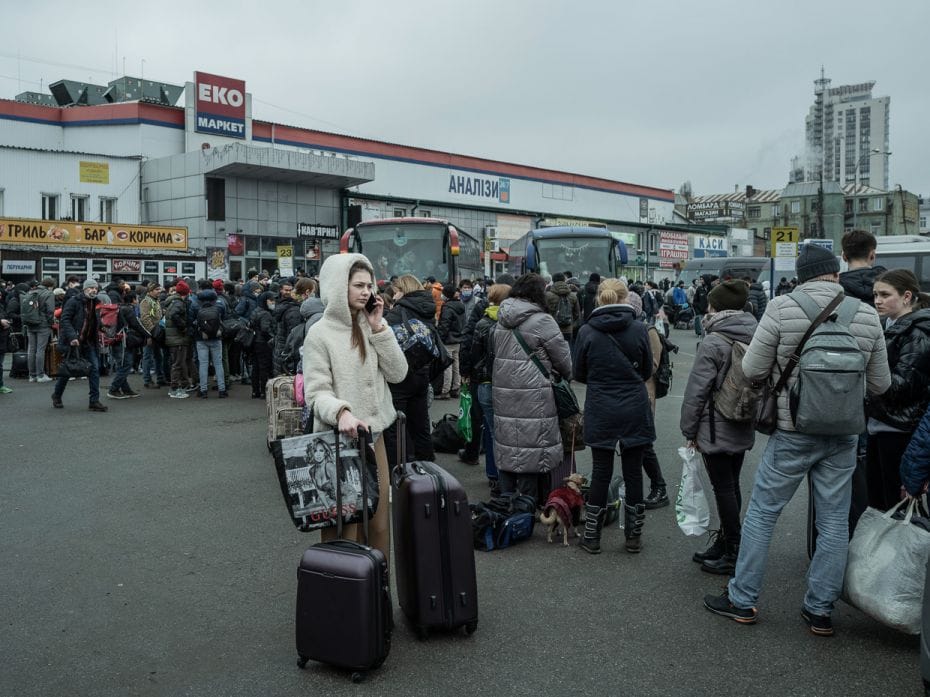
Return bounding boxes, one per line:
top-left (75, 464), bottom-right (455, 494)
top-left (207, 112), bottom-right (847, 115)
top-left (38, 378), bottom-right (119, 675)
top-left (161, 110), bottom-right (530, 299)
top-left (21, 278), bottom-right (56, 383)
top-left (703, 243), bottom-right (890, 637)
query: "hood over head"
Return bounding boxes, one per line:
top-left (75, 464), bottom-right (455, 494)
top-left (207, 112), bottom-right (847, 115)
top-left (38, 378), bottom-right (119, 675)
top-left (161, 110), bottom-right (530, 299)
top-left (498, 297), bottom-right (546, 329)
top-left (319, 253), bottom-right (375, 327)
top-left (300, 296), bottom-right (325, 320)
top-left (550, 280), bottom-right (571, 296)
top-left (256, 291), bottom-right (277, 311)
top-left (703, 309), bottom-right (758, 343)
top-left (196, 288), bottom-right (218, 303)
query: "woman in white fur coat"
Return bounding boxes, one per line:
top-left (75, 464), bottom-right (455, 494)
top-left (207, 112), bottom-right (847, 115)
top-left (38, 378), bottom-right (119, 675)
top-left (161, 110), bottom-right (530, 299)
top-left (302, 253), bottom-right (409, 558)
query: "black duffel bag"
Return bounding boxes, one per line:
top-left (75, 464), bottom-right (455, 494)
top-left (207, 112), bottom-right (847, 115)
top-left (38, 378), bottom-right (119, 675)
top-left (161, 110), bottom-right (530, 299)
top-left (57, 346), bottom-right (92, 379)
top-left (431, 413), bottom-right (465, 453)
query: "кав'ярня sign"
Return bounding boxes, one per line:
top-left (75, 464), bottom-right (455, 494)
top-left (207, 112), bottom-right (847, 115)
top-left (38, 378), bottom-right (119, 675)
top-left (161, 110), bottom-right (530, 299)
top-left (0, 219), bottom-right (189, 250)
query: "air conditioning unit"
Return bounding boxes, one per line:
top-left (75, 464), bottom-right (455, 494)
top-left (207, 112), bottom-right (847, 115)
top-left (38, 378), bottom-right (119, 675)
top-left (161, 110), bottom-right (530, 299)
top-left (484, 226), bottom-right (498, 240)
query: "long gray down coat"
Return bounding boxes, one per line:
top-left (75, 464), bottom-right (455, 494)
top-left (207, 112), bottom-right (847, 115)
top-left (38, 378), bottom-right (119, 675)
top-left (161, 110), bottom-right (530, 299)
top-left (492, 297), bottom-right (573, 474)
top-left (680, 309), bottom-right (758, 454)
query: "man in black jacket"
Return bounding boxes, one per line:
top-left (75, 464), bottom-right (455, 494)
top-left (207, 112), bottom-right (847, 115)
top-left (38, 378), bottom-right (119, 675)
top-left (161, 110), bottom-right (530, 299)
top-left (53, 279), bottom-right (107, 411)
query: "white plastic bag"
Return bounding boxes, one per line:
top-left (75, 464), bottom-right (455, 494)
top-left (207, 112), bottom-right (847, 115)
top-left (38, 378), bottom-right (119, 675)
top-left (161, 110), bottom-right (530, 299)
top-left (844, 498), bottom-right (930, 634)
top-left (675, 446), bottom-right (710, 537)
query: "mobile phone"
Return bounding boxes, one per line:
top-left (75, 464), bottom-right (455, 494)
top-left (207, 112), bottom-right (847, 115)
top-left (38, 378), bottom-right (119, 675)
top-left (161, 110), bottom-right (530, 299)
top-left (365, 295), bottom-right (378, 314)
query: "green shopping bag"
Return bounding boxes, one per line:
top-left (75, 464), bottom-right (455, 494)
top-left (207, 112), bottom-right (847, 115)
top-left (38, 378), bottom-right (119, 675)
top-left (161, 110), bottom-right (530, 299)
top-left (457, 384), bottom-right (473, 443)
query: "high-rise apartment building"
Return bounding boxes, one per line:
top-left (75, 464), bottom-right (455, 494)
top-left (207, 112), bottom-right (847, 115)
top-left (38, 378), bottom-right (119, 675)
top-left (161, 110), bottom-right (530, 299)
top-left (804, 74), bottom-right (890, 190)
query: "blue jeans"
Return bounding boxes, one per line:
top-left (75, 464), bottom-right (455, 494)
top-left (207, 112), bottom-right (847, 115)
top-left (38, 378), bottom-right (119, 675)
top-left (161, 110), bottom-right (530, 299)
top-left (728, 430), bottom-right (857, 616)
top-left (141, 343), bottom-right (165, 384)
top-left (108, 343), bottom-right (135, 392)
top-left (196, 339), bottom-right (226, 392)
top-left (54, 344), bottom-right (100, 404)
top-left (476, 383), bottom-right (497, 480)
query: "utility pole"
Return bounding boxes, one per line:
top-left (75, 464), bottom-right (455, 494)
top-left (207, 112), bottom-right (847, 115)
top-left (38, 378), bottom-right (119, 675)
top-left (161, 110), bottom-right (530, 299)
top-left (817, 173), bottom-right (825, 240)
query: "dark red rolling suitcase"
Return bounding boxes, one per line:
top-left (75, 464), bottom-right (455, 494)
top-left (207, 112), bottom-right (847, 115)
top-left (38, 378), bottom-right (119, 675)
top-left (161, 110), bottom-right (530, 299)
top-left (391, 411), bottom-right (478, 640)
top-left (296, 428), bottom-right (392, 681)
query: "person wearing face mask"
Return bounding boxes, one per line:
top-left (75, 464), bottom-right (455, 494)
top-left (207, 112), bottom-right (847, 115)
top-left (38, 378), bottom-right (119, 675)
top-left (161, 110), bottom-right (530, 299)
top-left (459, 279), bottom-right (476, 319)
top-left (52, 279), bottom-right (108, 411)
top-left (865, 268), bottom-right (930, 511)
top-left (249, 291), bottom-right (276, 399)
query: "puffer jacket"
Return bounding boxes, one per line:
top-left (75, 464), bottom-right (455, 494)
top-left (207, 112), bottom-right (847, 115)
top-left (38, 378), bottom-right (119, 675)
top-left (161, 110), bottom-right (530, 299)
top-left (742, 282), bottom-right (891, 432)
top-left (283, 297), bottom-right (325, 374)
top-left (163, 294), bottom-right (191, 347)
top-left (900, 404), bottom-right (930, 496)
top-left (574, 304), bottom-right (654, 451)
top-left (469, 304), bottom-right (501, 384)
top-left (492, 297), bottom-right (572, 474)
top-left (438, 299), bottom-right (466, 345)
top-left (748, 283), bottom-right (767, 321)
top-left (544, 281), bottom-right (580, 334)
top-left (273, 296), bottom-right (303, 347)
top-left (680, 310), bottom-right (758, 454)
top-left (840, 265), bottom-right (886, 306)
top-left (867, 308), bottom-right (930, 432)
top-left (384, 290), bottom-right (436, 400)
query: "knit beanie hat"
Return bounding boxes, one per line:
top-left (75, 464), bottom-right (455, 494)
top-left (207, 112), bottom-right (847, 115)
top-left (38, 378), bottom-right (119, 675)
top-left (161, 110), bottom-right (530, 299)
top-left (83, 279), bottom-right (99, 290)
top-left (796, 244), bottom-right (840, 283)
top-left (212, 278), bottom-right (224, 291)
top-left (708, 280), bottom-right (749, 312)
top-left (175, 280), bottom-right (191, 296)
top-left (627, 290), bottom-right (643, 317)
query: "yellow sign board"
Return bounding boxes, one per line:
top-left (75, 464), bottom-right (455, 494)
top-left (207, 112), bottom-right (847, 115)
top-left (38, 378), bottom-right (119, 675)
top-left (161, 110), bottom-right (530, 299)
top-left (79, 161), bottom-right (110, 184)
top-left (277, 245), bottom-right (294, 275)
top-left (0, 218), bottom-right (188, 250)
top-left (771, 227), bottom-right (799, 258)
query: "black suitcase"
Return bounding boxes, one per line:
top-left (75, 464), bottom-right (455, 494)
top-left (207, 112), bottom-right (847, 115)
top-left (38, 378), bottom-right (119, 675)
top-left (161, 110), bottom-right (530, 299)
top-left (10, 349), bottom-right (28, 378)
top-left (296, 428), bottom-right (392, 681)
top-left (392, 411), bottom-right (478, 640)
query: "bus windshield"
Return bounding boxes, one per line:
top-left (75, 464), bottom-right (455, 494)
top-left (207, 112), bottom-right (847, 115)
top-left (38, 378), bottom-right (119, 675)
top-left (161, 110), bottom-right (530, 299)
top-left (355, 223), bottom-right (450, 283)
top-left (535, 237), bottom-right (612, 279)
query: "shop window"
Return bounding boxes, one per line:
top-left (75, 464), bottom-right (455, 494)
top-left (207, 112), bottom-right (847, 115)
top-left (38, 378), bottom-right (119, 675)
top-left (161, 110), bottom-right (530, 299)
top-left (42, 193), bottom-right (59, 220)
top-left (206, 178), bottom-right (226, 221)
top-left (100, 197), bottom-right (117, 223)
top-left (92, 259), bottom-right (109, 273)
top-left (71, 195), bottom-right (89, 222)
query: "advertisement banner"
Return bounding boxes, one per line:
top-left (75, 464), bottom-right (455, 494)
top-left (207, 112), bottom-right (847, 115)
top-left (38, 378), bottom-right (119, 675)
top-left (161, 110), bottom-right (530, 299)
top-left (658, 231), bottom-right (690, 268)
top-left (194, 71), bottom-right (246, 139)
top-left (277, 245), bottom-right (294, 275)
top-left (0, 218), bottom-right (188, 250)
top-left (111, 259), bottom-right (141, 273)
top-left (693, 235), bottom-right (728, 259)
top-left (79, 161), bottom-right (110, 184)
top-left (206, 247), bottom-right (228, 281)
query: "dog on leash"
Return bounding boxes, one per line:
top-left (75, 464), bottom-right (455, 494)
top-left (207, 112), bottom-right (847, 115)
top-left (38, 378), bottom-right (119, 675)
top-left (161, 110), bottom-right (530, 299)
top-left (538, 473), bottom-right (588, 546)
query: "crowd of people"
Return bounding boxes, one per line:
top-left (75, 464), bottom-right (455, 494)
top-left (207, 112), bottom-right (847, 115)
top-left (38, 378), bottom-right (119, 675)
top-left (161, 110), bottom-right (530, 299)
top-left (3, 229), bottom-right (930, 638)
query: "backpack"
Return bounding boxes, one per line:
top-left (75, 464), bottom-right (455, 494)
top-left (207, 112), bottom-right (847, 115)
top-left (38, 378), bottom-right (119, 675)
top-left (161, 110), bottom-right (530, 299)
top-left (470, 494), bottom-right (536, 551)
top-left (432, 413), bottom-right (465, 453)
top-left (21, 289), bottom-right (45, 328)
top-left (711, 334), bottom-right (766, 423)
top-left (196, 304), bottom-right (222, 340)
top-left (391, 309), bottom-right (443, 372)
top-left (96, 303), bottom-right (124, 346)
top-left (555, 293), bottom-right (573, 327)
top-left (653, 330), bottom-right (675, 399)
top-left (788, 293), bottom-right (866, 435)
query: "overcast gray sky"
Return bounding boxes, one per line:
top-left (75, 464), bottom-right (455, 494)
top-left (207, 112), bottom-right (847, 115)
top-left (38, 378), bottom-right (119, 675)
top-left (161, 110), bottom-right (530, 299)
top-left (2, 0), bottom-right (926, 197)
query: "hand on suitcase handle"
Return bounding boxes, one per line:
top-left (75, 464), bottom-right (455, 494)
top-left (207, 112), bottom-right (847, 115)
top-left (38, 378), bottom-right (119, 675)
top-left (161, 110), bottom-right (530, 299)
top-left (337, 409), bottom-right (370, 439)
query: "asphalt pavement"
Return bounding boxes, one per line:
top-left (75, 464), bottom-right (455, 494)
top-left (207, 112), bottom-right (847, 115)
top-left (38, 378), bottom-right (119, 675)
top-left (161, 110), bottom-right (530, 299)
top-left (0, 327), bottom-right (921, 696)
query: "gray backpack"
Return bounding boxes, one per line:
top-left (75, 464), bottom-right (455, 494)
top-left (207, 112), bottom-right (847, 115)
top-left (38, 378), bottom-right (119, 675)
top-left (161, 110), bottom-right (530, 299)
top-left (712, 334), bottom-right (765, 423)
top-left (788, 292), bottom-right (866, 435)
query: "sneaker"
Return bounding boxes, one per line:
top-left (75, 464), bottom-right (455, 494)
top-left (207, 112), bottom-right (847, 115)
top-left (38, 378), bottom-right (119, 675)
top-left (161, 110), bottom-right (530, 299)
top-left (106, 389), bottom-right (129, 399)
top-left (88, 402), bottom-right (109, 412)
top-left (52, 394), bottom-right (62, 407)
top-left (644, 485), bottom-right (669, 510)
top-left (169, 388), bottom-right (189, 399)
top-left (184, 384), bottom-right (198, 392)
top-left (457, 448), bottom-right (479, 466)
top-left (36, 374), bottom-right (54, 383)
top-left (0, 386), bottom-right (13, 394)
top-left (703, 590), bottom-right (757, 624)
top-left (800, 608), bottom-right (834, 637)
top-left (120, 387), bottom-right (141, 398)
top-left (29, 376), bottom-right (37, 383)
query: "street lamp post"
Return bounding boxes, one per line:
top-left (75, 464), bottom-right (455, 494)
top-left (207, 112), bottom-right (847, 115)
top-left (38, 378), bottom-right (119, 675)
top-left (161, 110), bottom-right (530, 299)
top-left (852, 148), bottom-right (892, 231)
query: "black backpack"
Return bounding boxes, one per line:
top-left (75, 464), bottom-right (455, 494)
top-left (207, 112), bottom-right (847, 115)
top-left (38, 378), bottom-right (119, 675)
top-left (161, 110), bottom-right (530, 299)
top-left (196, 304), bottom-right (222, 340)
top-left (555, 294), bottom-right (573, 327)
top-left (654, 331), bottom-right (677, 399)
top-left (432, 414), bottom-right (465, 453)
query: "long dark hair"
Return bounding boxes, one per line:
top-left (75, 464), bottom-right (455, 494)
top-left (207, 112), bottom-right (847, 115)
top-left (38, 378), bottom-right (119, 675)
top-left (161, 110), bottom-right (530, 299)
top-left (509, 273), bottom-right (547, 309)
top-left (349, 261), bottom-right (372, 362)
top-left (875, 268), bottom-right (930, 311)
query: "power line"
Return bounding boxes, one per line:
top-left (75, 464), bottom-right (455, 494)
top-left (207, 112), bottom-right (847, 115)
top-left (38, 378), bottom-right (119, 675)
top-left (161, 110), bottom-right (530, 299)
top-left (0, 51), bottom-right (113, 78)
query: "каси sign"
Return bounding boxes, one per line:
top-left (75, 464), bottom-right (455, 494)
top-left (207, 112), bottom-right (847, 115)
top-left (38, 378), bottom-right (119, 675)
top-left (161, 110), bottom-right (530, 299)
top-left (194, 71), bottom-right (246, 139)
top-left (0, 219), bottom-right (189, 251)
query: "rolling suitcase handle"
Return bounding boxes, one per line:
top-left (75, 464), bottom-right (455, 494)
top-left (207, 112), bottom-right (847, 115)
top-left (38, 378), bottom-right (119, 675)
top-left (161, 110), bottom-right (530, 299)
top-left (392, 411), bottom-right (408, 487)
top-left (333, 425), bottom-right (373, 546)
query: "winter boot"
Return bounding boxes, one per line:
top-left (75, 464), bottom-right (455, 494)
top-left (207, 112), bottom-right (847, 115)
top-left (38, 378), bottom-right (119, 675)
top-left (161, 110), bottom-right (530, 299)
top-left (701, 539), bottom-right (739, 575)
top-left (580, 503), bottom-right (605, 555)
top-left (624, 503), bottom-right (645, 553)
top-left (692, 529), bottom-right (726, 564)
top-left (644, 484), bottom-right (669, 509)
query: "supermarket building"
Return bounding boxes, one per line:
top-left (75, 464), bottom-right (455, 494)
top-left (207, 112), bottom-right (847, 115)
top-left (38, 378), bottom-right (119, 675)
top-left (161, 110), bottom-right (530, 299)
top-left (0, 70), bottom-right (675, 285)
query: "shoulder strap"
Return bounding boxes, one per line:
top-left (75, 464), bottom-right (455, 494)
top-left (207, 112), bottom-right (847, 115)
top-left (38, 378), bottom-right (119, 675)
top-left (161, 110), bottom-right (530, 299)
top-left (592, 326), bottom-right (637, 375)
top-left (512, 328), bottom-right (551, 380)
top-left (772, 291), bottom-right (846, 394)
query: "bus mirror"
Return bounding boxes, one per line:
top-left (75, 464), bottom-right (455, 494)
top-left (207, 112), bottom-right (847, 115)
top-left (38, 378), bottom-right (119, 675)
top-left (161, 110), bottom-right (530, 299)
top-left (615, 240), bottom-right (629, 266)
top-left (526, 241), bottom-right (537, 271)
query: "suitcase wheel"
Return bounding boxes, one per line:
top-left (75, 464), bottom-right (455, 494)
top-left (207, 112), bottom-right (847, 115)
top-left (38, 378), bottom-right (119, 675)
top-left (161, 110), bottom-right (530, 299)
top-left (296, 656), bottom-right (308, 669)
top-left (465, 621), bottom-right (478, 635)
top-left (351, 672), bottom-right (365, 684)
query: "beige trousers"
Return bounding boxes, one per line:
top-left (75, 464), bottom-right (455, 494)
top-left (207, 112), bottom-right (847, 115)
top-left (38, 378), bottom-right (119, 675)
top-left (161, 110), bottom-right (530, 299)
top-left (320, 436), bottom-right (391, 560)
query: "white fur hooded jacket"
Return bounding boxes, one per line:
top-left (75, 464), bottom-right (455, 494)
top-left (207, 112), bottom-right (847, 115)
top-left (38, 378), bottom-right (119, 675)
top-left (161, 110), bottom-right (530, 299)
top-left (302, 253), bottom-right (409, 433)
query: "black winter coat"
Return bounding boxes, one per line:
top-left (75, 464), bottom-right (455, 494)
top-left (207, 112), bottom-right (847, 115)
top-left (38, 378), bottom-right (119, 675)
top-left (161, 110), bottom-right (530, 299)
top-left (438, 299), bottom-right (466, 344)
top-left (693, 286), bottom-right (709, 314)
top-left (384, 290), bottom-right (436, 399)
top-left (273, 297), bottom-right (303, 347)
top-left (867, 309), bottom-right (930, 432)
top-left (748, 283), bottom-right (767, 320)
top-left (468, 306), bottom-right (500, 384)
top-left (573, 304), bottom-right (655, 450)
top-left (250, 306), bottom-right (275, 345)
top-left (580, 280), bottom-right (599, 322)
top-left (58, 294), bottom-right (102, 348)
top-left (840, 266), bottom-right (886, 306)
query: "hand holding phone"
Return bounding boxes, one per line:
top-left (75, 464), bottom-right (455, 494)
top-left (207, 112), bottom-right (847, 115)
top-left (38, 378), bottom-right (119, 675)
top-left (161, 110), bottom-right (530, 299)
top-left (365, 294), bottom-right (378, 314)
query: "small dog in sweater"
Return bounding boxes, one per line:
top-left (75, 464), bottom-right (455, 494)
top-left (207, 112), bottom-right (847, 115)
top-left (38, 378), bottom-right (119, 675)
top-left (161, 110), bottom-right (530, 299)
top-left (538, 473), bottom-right (588, 546)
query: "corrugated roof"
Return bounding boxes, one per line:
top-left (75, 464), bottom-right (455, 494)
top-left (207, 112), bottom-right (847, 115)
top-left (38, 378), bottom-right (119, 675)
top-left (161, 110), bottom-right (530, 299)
top-left (842, 183), bottom-right (886, 196)
top-left (782, 180), bottom-right (844, 197)
top-left (0, 143), bottom-right (141, 160)
top-left (688, 189), bottom-right (783, 204)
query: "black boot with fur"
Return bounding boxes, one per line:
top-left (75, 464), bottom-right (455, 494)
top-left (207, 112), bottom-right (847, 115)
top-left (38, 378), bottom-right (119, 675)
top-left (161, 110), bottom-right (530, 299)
top-left (624, 503), bottom-right (645, 553)
top-left (580, 503), bottom-right (605, 554)
top-left (701, 540), bottom-right (739, 575)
